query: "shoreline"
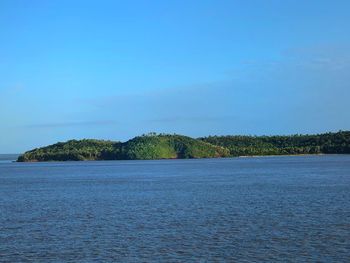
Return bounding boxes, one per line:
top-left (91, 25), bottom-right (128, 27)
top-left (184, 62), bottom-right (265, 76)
top-left (14, 153), bottom-right (350, 163)
top-left (16, 131), bottom-right (350, 162)
top-left (237, 153), bottom-right (327, 158)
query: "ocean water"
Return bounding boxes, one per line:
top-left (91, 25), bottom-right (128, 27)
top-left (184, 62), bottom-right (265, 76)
top-left (0, 154), bottom-right (19, 163)
top-left (0, 155), bottom-right (349, 262)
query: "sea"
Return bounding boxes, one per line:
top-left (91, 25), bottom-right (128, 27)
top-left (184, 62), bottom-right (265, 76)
top-left (0, 155), bottom-right (349, 262)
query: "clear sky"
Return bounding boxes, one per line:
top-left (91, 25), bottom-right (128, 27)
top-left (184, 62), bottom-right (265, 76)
top-left (1, 0), bottom-right (350, 153)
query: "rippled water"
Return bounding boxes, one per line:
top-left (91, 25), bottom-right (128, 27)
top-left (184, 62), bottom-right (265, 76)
top-left (1, 155), bottom-right (350, 262)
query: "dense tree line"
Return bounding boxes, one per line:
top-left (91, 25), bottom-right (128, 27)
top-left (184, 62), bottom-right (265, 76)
top-left (17, 139), bottom-right (119, 162)
top-left (200, 131), bottom-right (350, 156)
top-left (17, 131), bottom-right (350, 162)
top-left (17, 134), bottom-right (229, 162)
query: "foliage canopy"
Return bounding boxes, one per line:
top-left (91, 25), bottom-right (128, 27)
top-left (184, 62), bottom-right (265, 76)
top-left (17, 131), bottom-right (350, 162)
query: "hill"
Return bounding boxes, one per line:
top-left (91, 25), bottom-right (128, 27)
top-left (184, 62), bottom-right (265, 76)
top-left (17, 131), bottom-right (350, 162)
top-left (17, 134), bottom-right (230, 162)
top-left (17, 139), bottom-right (120, 162)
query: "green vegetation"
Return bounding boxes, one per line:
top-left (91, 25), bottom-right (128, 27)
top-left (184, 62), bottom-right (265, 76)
top-left (17, 131), bottom-right (350, 162)
top-left (121, 134), bottom-right (229, 160)
top-left (17, 133), bottom-right (229, 162)
top-left (200, 131), bottom-right (350, 156)
top-left (17, 139), bottom-right (120, 162)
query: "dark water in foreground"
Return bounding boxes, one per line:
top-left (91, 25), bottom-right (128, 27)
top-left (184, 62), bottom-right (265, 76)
top-left (0, 156), bottom-right (349, 262)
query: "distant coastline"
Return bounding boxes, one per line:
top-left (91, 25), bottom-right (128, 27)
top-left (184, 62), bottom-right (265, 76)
top-left (16, 131), bottom-right (350, 162)
top-left (0, 154), bottom-right (20, 162)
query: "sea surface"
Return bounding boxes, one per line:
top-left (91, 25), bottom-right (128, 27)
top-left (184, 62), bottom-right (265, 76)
top-left (0, 155), bottom-right (349, 262)
top-left (0, 154), bottom-right (19, 163)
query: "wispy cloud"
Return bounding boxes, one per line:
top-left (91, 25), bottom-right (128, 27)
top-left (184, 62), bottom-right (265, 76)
top-left (78, 43), bottom-right (350, 135)
top-left (282, 44), bottom-right (350, 69)
top-left (22, 120), bottom-right (118, 128)
top-left (148, 115), bottom-right (236, 123)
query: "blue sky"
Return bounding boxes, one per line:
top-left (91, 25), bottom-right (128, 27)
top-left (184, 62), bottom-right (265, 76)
top-left (1, 0), bottom-right (350, 153)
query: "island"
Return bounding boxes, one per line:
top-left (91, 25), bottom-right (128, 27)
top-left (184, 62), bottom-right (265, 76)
top-left (17, 131), bottom-right (350, 162)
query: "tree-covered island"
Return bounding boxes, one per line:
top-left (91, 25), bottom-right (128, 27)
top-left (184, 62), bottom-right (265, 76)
top-left (17, 131), bottom-right (350, 162)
